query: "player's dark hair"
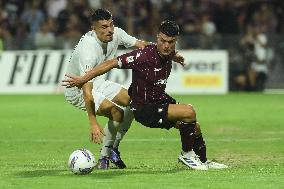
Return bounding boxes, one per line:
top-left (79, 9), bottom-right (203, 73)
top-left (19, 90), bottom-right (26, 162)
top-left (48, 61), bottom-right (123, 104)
top-left (90, 9), bottom-right (112, 23)
top-left (158, 20), bottom-right (180, 37)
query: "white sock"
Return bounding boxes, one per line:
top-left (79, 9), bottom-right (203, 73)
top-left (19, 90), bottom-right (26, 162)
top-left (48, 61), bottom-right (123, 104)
top-left (100, 120), bottom-right (120, 157)
top-left (113, 106), bottom-right (134, 149)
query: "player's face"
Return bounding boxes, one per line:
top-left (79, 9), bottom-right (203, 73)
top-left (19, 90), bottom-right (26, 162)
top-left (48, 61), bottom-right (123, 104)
top-left (156, 33), bottom-right (177, 56)
top-left (92, 19), bottom-right (114, 42)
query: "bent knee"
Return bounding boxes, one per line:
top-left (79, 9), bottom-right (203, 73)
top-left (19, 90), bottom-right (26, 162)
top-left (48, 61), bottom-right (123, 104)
top-left (181, 105), bottom-right (196, 122)
top-left (110, 106), bottom-right (124, 122)
top-left (122, 97), bottom-right (131, 107)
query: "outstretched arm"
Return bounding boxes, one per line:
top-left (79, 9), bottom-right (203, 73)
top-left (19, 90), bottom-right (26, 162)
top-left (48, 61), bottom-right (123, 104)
top-left (82, 82), bottom-right (104, 144)
top-left (62, 58), bottom-right (119, 88)
top-left (136, 40), bottom-right (185, 66)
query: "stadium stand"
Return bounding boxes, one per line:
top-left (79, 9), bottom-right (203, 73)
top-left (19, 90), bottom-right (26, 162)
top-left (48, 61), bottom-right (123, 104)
top-left (0, 0), bottom-right (283, 91)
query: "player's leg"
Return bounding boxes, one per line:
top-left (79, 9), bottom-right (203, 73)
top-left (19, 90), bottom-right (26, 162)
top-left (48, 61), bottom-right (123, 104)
top-left (64, 87), bottom-right (124, 169)
top-left (96, 98), bottom-right (124, 122)
top-left (194, 122), bottom-right (228, 169)
top-left (92, 92), bottom-right (124, 169)
top-left (97, 98), bottom-right (124, 157)
top-left (167, 104), bottom-right (208, 170)
top-left (97, 81), bottom-right (133, 168)
top-left (131, 102), bottom-right (206, 170)
top-left (111, 88), bottom-right (133, 148)
top-left (108, 88), bottom-right (133, 168)
top-left (168, 104), bottom-right (196, 152)
top-left (193, 122), bottom-right (207, 163)
top-left (111, 87), bottom-right (131, 107)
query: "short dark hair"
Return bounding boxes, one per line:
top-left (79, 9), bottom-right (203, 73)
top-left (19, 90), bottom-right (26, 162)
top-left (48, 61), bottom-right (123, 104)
top-left (90, 9), bottom-right (112, 23)
top-left (158, 20), bottom-right (180, 37)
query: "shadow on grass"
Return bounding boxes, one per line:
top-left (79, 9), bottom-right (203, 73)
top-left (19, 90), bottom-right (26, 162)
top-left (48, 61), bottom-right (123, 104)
top-left (15, 167), bottom-right (185, 179)
top-left (89, 168), bottom-right (184, 179)
top-left (15, 169), bottom-right (68, 178)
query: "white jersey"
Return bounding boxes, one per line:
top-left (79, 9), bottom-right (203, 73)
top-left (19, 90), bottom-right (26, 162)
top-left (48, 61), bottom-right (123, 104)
top-left (66, 27), bottom-right (137, 86)
top-left (64, 27), bottom-right (137, 111)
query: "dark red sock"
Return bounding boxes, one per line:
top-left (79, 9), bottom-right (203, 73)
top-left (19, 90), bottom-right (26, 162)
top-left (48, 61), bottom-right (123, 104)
top-left (179, 121), bottom-right (196, 152)
top-left (193, 133), bottom-right (207, 163)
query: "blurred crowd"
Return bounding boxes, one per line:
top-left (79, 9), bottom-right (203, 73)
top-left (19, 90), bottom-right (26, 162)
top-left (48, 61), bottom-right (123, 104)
top-left (0, 0), bottom-right (283, 91)
top-left (0, 0), bottom-right (283, 50)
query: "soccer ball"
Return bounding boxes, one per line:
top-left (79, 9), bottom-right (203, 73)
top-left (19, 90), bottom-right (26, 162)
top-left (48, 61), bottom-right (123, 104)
top-left (68, 149), bottom-right (96, 174)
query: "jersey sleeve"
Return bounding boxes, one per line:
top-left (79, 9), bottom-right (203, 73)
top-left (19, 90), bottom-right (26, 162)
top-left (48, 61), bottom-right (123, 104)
top-left (116, 27), bottom-right (137, 48)
top-left (117, 48), bottom-right (146, 70)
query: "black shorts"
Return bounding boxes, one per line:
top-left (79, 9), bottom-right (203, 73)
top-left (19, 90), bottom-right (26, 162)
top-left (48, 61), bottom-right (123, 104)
top-left (133, 98), bottom-right (177, 130)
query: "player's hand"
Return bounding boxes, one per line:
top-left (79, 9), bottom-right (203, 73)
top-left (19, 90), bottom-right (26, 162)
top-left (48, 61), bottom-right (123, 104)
top-left (90, 124), bottom-right (105, 144)
top-left (173, 53), bottom-right (185, 67)
top-left (137, 40), bottom-right (154, 49)
top-left (61, 74), bottom-right (85, 88)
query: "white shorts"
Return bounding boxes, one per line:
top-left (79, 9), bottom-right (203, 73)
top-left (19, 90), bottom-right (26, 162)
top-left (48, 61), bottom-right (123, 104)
top-left (64, 79), bottom-right (123, 113)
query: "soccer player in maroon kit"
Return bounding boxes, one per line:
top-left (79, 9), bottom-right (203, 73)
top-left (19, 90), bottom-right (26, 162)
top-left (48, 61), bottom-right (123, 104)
top-left (63, 20), bottom-right (228, 170)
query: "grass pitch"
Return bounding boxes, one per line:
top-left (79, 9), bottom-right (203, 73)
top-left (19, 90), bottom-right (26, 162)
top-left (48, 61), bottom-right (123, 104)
top-left (0, 93), bottom-right (283, 189)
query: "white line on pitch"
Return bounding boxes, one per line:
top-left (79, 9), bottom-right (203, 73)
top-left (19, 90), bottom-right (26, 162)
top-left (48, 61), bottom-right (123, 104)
top-left (0, 138), bottom-right (282, 143)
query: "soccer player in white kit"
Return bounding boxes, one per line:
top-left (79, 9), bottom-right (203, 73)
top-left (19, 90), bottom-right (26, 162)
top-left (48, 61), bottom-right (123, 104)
top-left (64, 9), bottom-right (148, 169)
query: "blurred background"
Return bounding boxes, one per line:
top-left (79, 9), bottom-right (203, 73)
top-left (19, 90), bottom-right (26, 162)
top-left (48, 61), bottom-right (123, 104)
top-left (0, 0), bottom-right (283, 92)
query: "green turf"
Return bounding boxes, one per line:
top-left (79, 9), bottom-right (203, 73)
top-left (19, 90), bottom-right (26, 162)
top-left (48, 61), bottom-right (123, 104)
top-left (0, 93), bottom-right (283, 189)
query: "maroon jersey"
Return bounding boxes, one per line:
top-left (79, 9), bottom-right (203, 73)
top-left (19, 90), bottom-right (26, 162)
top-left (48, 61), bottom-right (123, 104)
top-left (117, 44), bottom-right (174, 108)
